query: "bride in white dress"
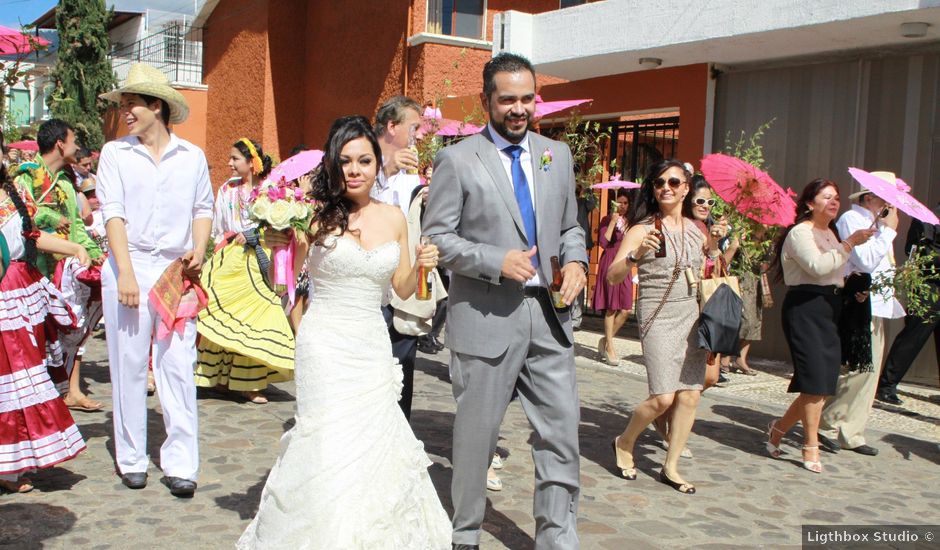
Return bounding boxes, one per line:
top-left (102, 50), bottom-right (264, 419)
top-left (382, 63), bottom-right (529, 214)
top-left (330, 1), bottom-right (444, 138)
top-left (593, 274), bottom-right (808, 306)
top-left (237, 116), bottom-right (451, 549)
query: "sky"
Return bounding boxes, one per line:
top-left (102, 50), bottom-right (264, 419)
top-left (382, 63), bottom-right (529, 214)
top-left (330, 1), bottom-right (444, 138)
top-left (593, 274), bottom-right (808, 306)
top-left (0, 0), bottom-right (203, 28)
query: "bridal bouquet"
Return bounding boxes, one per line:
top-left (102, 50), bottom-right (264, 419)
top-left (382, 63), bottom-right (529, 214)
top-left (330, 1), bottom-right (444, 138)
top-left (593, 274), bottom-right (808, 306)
top-left (248, 178), bottom-right (316, 302)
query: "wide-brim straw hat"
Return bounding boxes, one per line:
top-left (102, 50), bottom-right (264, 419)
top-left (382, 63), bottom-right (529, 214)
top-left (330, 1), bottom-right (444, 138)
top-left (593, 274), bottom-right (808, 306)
top-left (848, 171), bottom-right (896, 200)
top-left (99, 63), bottom-right (189, 124)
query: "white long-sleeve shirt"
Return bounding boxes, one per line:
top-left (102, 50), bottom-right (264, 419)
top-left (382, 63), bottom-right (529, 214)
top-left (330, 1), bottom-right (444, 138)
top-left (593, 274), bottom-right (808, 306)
top-left (96, 134), bottom-right (214, 257)
top-left (836, 204), bottom-right (905, 319)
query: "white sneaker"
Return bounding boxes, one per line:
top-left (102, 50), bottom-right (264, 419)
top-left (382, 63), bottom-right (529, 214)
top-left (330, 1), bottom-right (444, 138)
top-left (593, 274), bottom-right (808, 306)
top-left (490, 453), bottom-right (504, 470)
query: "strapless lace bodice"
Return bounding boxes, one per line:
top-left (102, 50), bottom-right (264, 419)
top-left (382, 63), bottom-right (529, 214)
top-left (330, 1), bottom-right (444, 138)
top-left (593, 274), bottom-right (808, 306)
top-left (306, 236), bottom-right (400, 320)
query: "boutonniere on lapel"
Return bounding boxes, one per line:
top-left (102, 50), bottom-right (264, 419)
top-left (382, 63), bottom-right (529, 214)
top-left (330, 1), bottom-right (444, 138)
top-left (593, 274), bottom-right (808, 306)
top-left (539, 148), bottom-right (553, 172)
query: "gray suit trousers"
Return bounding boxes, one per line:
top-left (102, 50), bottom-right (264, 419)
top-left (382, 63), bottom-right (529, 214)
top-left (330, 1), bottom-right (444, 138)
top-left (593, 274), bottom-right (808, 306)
top-left (450, 293), bottom-right (580, 549)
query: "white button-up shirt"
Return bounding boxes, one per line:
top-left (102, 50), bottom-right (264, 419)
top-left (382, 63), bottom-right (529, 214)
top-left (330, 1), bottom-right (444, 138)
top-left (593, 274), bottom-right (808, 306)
top-left (371, 168), bottom-right (421, 217)
top-left (836, 204), bottom-right (905, 319)
top-left (489, 123), bottom-right (541, 286)
top-left (96, 134), bottom-right (214, 257)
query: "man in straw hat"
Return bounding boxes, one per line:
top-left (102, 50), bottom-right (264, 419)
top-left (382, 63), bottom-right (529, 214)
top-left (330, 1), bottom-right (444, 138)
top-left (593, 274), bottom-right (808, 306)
top-left (817, 171), bottom-right (904, 457)
top-left (96, 62), bottom-right (213, 497)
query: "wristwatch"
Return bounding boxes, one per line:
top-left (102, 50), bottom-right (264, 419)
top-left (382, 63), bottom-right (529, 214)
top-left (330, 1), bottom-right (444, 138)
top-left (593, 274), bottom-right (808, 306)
top-left (575, 260), bottom-right (589, 274)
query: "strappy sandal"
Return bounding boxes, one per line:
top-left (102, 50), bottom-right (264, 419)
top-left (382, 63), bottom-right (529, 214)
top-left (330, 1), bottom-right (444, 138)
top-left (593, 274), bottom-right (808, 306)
top-left (611, 437), bottom-right (637, 480)
top-left (802, 445), bottom-right (823, 474)
top-left (731, 361), bottom-right (758, 376)
top-left (242, 391), bottom-right (268, 404)
top-left (765, 419), bottom-right (786, 459)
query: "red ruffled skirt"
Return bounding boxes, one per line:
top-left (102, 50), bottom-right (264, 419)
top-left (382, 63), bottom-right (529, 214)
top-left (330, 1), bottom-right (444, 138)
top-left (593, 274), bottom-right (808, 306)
top-left (0, 261), bottom-right (85, 475)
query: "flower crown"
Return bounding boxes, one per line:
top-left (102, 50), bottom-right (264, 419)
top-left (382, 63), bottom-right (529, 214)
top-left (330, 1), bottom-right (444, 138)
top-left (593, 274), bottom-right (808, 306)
top-left (239, 138), bottom-right (263, 175)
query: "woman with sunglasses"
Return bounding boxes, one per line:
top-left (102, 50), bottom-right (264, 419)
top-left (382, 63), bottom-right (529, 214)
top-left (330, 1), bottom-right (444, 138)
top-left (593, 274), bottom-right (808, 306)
top-left (606, 160), bottom-right (722, 494)
top-left (593, 188), bottom-right (634, 365)
top-left (767, 179), bottom-right (873, 473)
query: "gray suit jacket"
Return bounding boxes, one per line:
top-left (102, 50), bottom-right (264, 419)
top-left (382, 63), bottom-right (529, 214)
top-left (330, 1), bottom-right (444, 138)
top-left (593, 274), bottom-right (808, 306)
top-left (423, 128), bottom-right (588, 358)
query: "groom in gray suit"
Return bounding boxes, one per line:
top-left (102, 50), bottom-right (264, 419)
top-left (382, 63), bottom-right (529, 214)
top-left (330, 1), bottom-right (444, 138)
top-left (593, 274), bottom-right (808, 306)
top-left (424, 53), bottom-right (587, 550)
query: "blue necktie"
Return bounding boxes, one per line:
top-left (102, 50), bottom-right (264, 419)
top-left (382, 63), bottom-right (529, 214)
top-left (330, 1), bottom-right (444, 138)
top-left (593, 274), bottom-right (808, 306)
top-left (504, 145), bottom-right (538, 268)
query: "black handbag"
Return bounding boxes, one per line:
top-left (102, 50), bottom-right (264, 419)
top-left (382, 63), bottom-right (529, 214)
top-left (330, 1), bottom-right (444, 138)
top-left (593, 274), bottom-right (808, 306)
top-left (698, 282), bottom-right (743, 356)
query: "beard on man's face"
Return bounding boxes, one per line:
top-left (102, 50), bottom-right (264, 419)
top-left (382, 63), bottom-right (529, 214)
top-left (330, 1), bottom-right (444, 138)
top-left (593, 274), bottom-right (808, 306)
top-left (489, 108), bottom-right (531, 143)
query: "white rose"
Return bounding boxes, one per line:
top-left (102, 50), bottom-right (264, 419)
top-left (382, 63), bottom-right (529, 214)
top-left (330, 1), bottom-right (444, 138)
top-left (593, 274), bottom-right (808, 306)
top-left (267, 200), bottom-right (294, 230)
top-left (290, 200), bottom-right (309, 221)
top-left (250, 196), bottom-right (271, 222)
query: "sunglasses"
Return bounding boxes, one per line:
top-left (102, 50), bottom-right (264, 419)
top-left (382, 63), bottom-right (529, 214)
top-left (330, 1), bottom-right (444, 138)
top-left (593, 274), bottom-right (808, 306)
top-left (653, 177), bottom-right (686, 189)
top-left (693, 198), bottom-right (716, 206)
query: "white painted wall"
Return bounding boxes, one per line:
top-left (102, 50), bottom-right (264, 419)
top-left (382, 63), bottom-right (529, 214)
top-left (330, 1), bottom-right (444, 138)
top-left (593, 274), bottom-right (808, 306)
top-left (497, 0), bottom-right (940, 79)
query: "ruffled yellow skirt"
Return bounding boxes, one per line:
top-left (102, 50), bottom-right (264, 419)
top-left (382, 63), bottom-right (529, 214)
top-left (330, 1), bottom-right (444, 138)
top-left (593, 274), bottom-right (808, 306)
top-left (196, 243), bottom-right (294, 391)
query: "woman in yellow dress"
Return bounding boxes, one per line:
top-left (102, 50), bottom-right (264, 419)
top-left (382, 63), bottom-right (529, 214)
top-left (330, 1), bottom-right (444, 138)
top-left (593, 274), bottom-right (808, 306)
top-left (195, 138), bottom-right (294, 404)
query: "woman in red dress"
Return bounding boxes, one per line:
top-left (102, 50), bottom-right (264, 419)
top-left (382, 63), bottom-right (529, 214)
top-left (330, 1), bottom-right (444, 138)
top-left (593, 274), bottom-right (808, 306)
top-left (593, 189), bottom-right (634, 365)
top-left (0, 131), bottom-right (91, 493)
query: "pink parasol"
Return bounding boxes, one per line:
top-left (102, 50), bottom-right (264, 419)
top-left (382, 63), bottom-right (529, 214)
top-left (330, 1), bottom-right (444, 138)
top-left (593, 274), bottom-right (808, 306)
top-left (591, 174), bottom-right (641, 190)
top-left (267, 149), bottom-right (324, 184)
top-left (0, 26), bottom-right (49, 55)
top-left (700, 153), bottom-right (796, 226)
top-left (534, 96), bottom-right (592, 120)
top-left (7, 140), bottom-right (38, 152)
top-left (420, 107), bottom-right (483, 137)
top-left (848, 168), bottom-right (939, 225)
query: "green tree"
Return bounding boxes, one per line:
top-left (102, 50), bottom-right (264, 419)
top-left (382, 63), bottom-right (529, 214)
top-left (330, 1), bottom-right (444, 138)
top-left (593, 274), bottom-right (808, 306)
top-left (46, 0), bottom-right (116, 150)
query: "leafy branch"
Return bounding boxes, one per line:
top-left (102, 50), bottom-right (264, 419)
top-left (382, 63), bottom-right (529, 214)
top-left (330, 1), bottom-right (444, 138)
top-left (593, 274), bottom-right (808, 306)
top-left (871, 246), bottom-right (940, 323)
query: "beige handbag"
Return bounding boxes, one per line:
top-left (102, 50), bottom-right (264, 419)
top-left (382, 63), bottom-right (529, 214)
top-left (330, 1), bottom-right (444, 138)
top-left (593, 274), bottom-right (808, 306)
top-left (700, 257), bottom-right (740, 311)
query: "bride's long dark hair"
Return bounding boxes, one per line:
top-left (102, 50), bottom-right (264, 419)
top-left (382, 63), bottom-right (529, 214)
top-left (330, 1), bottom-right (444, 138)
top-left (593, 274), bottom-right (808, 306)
top-left (308, 115), bottom-right (384, 246)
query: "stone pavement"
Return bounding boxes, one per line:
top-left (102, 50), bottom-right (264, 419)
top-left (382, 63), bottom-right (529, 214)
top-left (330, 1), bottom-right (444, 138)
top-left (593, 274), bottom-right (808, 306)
top-left (2, 325), bottom-right (938, 550)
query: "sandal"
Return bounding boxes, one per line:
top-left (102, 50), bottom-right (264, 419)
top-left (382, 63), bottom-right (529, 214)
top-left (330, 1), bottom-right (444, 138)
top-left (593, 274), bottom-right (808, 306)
top-left (65, 396), bottom-right (103, 412)
top-left (242, 391), bottom-right (268, 404)
top-left (765, 419), bottom-right (786, 459)
top-left (802, 445), bottom-right (823, 474)
top-left (611, 437), bottom-right (637, 480)
top-left (0, 477), bottom-right (34, 493)
top-left (731, 361), bottom-right (758, 376)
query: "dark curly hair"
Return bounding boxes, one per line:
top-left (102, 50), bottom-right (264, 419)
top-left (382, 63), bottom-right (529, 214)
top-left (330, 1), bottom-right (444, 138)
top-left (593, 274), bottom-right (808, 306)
top-left (0, 129), bottom-right (37, 265)
top-left (233, 138), bottom-right (273, 180)
top-left (627, 159), bottom-right (693, 226)
top-left (309, 115), bottom-right (383, 246)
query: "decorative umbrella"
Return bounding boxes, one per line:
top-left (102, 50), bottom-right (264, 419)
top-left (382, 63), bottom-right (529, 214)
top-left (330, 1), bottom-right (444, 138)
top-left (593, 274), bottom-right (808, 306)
top-left (848, 168), bottom-right (939, 225)
top-left (590, 174), bottom-right (641, 190)
top-left (420, 107), bottom-right (483, 137)
top-left (267, 149), bottom-right (324, 184)
top-left (700, 153), bottom-right (796, 226)
top-left (7, 140), bottom-right (38, 152)
top-left (0, 25), bottom-right (49, 55)
top-left (534, 95), bottom-right (592, 120)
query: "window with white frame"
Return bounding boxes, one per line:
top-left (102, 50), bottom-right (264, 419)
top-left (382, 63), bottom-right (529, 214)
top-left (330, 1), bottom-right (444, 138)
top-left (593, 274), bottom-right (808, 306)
top-left (427, 0), bottom-right (486, 39)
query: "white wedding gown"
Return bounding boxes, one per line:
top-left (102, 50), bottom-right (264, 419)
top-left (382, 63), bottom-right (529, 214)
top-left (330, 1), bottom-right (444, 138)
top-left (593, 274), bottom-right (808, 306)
top-left (237, 236), bottom-right (452, 549)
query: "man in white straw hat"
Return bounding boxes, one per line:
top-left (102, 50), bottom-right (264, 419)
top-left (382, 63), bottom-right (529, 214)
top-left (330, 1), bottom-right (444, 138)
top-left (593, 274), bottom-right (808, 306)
top-left (96, 62), bottom-right (213, 497)
top-left (817, 171), bottom-right (904, 457)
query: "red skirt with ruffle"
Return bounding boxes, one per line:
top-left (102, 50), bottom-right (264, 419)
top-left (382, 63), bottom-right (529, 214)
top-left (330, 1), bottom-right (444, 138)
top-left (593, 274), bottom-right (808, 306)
top-left (0, 261), bottom-right (85, 475)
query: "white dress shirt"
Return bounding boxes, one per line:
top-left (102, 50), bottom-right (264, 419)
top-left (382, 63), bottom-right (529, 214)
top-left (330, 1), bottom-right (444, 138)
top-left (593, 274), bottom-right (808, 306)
top-left (836, 204), bottom-right (905, 319)
top-left (371, 168), bottom-right (421, 217)
top-left (96, 134), bottom-right (214, 257)
top-left (488, 123), bottom-right (541, 286)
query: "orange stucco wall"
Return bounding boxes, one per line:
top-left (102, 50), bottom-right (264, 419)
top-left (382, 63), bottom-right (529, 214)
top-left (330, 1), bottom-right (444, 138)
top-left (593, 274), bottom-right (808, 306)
top-left (102, 87), bottom-right (208, 152)
top-left (539, 63), bottom-right (711, 168)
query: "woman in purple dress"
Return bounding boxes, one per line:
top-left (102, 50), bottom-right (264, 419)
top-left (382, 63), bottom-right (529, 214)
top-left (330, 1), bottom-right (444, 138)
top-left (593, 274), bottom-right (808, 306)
top-left (594, 189), bottom-right (633, 365)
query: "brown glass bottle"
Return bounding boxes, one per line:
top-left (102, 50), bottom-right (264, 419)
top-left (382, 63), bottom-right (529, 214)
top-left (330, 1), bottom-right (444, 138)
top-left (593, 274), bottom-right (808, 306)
top-left (416, 236), bottom-right (432, 300)
top-left (654, 215), bottom-right (667, 258)
top-left (550, 256), bottom-right (569, 311)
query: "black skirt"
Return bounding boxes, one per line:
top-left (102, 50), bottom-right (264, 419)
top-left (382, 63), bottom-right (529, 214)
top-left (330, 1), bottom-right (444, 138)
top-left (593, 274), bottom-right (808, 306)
top-left (782, 285), bottom-right (843, 396)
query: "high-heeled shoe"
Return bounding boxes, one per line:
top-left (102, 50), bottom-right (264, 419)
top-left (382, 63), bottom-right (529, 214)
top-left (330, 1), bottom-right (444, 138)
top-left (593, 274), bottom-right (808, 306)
top-left (597, 337), bottom-right (607, 361)
top-left (802, 445), bottom-right (823, 473)
top-left (611, 437), bottom-right (636, 480)
top-left (765, 419), bottom-right (786, 459)
top-left (659, 469), bottom-right (695, 494)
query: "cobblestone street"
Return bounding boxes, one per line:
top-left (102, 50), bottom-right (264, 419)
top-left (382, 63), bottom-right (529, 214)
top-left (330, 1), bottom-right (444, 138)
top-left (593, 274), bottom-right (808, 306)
top-left (2, 325), bottom-right (938, 549)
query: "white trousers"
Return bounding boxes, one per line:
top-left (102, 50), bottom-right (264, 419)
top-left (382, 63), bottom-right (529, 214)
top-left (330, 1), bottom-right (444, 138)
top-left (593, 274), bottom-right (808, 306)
top-left (820, 317), bottom-right (886, 449)
top-left (101, 252), bottom-right (199, 481)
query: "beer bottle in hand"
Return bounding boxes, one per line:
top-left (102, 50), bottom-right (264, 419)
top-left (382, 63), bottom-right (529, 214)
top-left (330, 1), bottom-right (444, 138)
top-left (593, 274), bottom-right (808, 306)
top-left (550, 256), bottom-right (569, 311)
top-left (654, 215), bottom-right (667, 258)
top-left (416, 236), bottom-right (432, 300)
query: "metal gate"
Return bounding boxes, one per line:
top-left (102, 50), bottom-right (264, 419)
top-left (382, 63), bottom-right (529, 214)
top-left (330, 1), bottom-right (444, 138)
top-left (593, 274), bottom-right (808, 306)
top-left (606, 116), bottom-right (680, 182)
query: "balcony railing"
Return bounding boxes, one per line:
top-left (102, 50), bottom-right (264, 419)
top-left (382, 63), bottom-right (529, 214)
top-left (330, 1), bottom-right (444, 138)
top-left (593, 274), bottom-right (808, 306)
top-left (111, 24), bottom-right (204, 86)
